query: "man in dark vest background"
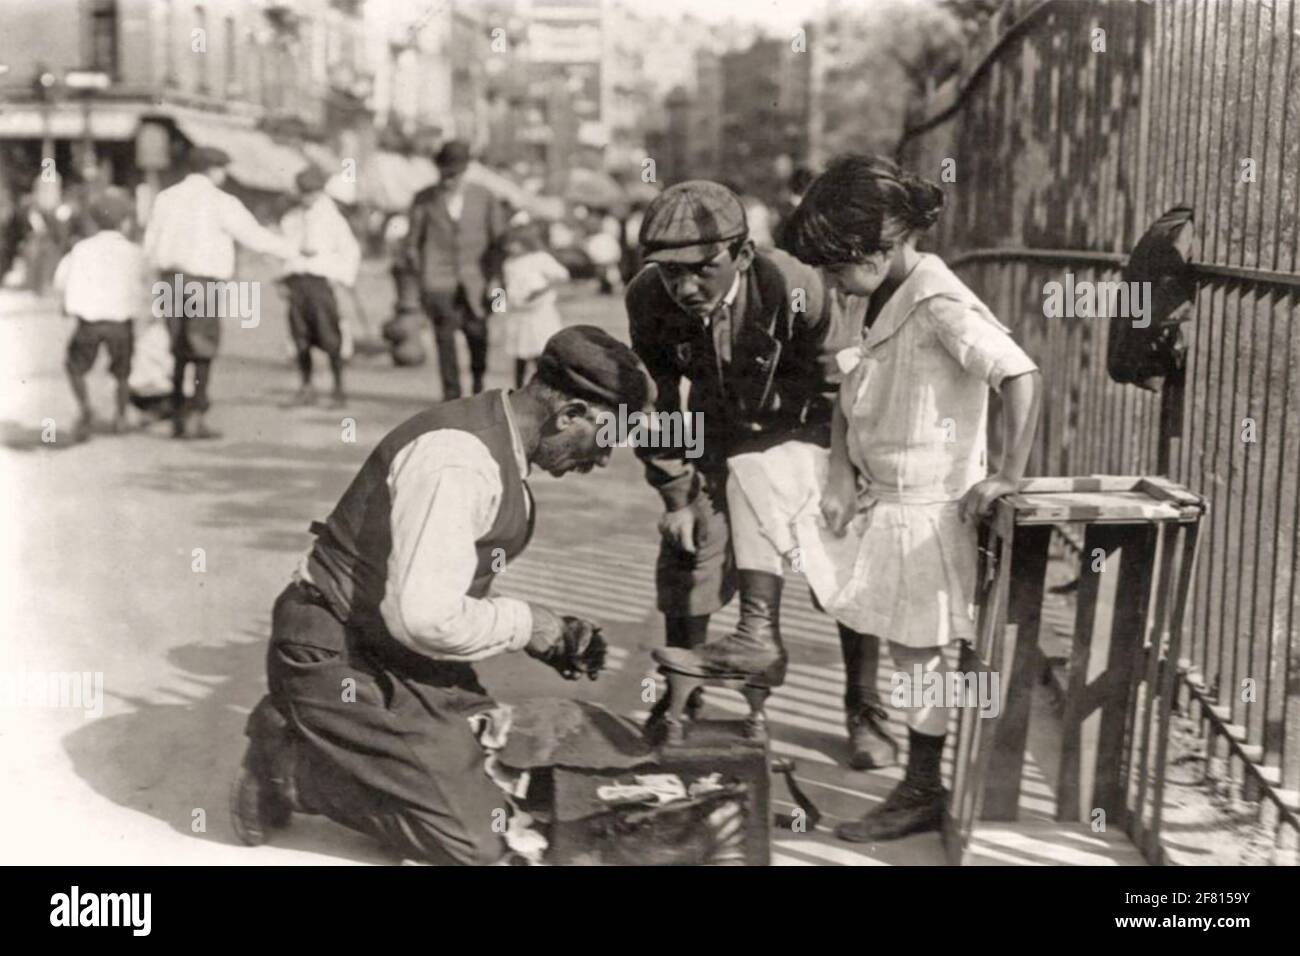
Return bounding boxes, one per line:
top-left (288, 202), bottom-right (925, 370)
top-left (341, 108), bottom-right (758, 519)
top-left (402, 140), bottom-right (508, 401)
top-left (232, 326), bottom-right (654, 866)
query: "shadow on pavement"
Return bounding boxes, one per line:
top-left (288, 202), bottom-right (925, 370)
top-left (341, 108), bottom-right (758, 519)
top-left (61, 626), bottom-right (391, 865)
top-left (0, 419), bottom-right (82, 451)
top-left (127, 440), bottom-right (361, 553)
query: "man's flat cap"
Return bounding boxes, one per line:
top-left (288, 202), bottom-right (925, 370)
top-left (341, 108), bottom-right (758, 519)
top-left (639, 180), bottom-right (748, 264)
top-left (190, 146), bottom-right (232, 171)
top-left (435, 139), bottom-right (471, 175)
top-left (536, 325), bottom-right (656, 411)
top-left (295, 165), bottom-right (327, 193)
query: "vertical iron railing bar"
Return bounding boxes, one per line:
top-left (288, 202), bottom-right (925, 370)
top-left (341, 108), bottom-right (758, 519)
top-left (1174, 0), bottom-right (1196, 207)
top-left (1282, 295), bottom-right (1300, 795)
top-left (1294, 8), bottom-right (1300, 276)
top-left (1246, 0), bottom-right (1283, 771)
top-left (1274, 0), bottom-right (1298, 273)
top-left (1254, 0), bottom-right (1281, 265)
top-left (1088, 4), bottom-right (1119, 474)
top-left (1220, 1), bottom-right (1259, 757)
top-left (1239, 0), bottom-right (1265, 270)
top-left (1180, 0), bottom-right (1212, 502)
top-left (1266, 0), bottom-right (1299, 794)
top-left (1199, 2), bottom-right (1230, 697)
top-left (1208, 1), bottom-right (1248, 723)
top-left (1231, 0), bottom-right (1267, 753)
top-left (1252, 291), bottom-right (1280, 774)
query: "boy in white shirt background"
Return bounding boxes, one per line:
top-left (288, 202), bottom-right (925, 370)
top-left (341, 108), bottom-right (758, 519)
top-left (143, 146), bottom-right (298, 439)
top-left (53, 188), bottom-right (148, 442)
top-left (278, 165), bottom-right (362, 408)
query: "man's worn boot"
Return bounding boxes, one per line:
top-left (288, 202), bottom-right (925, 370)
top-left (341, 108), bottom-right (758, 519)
top-left (654, 571), bottom-right (787, 687)
top-left (835, 730), bottom-right (947, 842)
top-left (231, 697), bottom-right (298, 846)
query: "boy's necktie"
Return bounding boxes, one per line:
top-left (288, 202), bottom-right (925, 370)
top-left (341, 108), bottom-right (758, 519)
top-left (712, 301), bottom-right (733, 366)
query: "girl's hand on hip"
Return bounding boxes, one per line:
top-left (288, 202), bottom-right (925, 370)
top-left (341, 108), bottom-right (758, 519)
top-left (959, 475), bottom-right (1019, 523)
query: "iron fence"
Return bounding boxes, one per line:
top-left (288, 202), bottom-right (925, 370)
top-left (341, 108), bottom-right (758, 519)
top-left (898, 0), bottom-right (1300, 850)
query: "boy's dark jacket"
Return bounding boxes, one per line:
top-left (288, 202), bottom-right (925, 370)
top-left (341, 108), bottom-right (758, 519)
top-left (627, 248), bottom-right (863, 511)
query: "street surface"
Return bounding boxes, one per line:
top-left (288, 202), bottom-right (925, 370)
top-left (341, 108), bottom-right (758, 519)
top-left (0, 259), bottom-right (1142, 865)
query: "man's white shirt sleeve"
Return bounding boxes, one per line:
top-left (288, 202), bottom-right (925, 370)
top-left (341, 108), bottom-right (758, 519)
top-left (217, 189), bottom-right (296, 260)
top-left (379, 429), bottom-right (534, 661)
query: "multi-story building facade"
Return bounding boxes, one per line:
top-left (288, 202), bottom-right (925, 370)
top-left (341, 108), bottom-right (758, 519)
top-left (684, 47), bottom-right (724, 183)
top-left (0, 0), bottom-right (376, 212)
top-left (720, 34), bottom-right (811, 205)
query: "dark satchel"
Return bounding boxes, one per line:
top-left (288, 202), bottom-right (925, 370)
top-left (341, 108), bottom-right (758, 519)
top-left (539, 720), bottom-right (774, 865)
top-left (1106, 206), bottom-right (1197, 391)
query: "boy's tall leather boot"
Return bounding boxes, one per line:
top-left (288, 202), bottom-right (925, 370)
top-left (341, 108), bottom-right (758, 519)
top-left (654, 571), bottom-right (787, 687)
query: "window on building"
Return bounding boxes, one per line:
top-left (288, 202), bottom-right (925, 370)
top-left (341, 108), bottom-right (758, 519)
top-left (245, 29), bottom-right (261, 104)
top-left (163, 0), bottom-right (176, 83)
top-left (224, 16), bottom-right (237, 95)
top-left (195, 5), bottom-right (209, 94)
top-left (88, 0), bottom-right (119, 78)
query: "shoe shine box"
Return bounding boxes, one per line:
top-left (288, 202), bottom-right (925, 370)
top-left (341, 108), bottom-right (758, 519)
top-left (543, 720), bottom-right (771, 865)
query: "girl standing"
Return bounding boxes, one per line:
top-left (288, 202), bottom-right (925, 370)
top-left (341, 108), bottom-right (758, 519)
top-left (501, 226), bottom-right (570, 387)
top-left (780, 155), bottom-right (1042, 843)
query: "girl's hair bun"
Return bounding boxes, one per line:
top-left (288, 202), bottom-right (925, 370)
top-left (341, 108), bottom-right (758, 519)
top-left (902, 174), bottom-right (944, 230)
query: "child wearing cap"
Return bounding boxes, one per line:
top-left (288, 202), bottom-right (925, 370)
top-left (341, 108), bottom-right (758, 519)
top-left (501, 225), bottom-right (570, 388)
top-left (52, 187), bottom-right (149, 441)
top-left (780, 155), bottom-right (1042, 843)
top-left (279, 165), bottom-right (360, 407)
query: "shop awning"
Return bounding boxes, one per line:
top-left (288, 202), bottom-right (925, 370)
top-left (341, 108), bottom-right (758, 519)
top-left (0, 103), bottom-right (141, 140)
top-left (174, 115), bottom-right (308, 194)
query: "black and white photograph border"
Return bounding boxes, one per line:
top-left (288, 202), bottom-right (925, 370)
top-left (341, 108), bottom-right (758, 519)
top-left (0, 0), bottom-right (1296, 886)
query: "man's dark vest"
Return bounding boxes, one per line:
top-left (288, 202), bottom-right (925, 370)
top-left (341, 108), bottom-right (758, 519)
top-left (305, 390), bottom-right (534, 654)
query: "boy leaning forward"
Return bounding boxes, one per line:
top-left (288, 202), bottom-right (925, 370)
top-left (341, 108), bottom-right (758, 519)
top-left (626, 181), bottom-right (898, 768)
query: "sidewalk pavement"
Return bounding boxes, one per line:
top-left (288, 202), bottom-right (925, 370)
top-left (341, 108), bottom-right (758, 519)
top-left (0, 266), bottom-right (1135, 865)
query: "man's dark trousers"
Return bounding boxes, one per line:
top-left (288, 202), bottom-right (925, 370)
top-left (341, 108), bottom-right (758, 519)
top-left (164, 272), bottom-right (220, 416)
top-left (421, 286), bottom-right (487, 400)
top-left (262, 581), bottom-right (508, 866)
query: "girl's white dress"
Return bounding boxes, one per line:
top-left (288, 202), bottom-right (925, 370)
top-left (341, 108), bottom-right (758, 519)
top-left (727, 253), bottom-right (1037, 647)
top-left (502, 251), bottom-right (569, 360)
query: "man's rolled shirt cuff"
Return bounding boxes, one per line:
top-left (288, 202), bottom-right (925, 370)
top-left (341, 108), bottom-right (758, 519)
top-left (500, 596), bottom-right (535, 653)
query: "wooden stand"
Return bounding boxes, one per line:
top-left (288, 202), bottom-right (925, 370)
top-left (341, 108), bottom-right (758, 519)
top-left (943, 476), bottom-right (1205, 865)
top-left (648, 669), bottom-right (771, 745)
